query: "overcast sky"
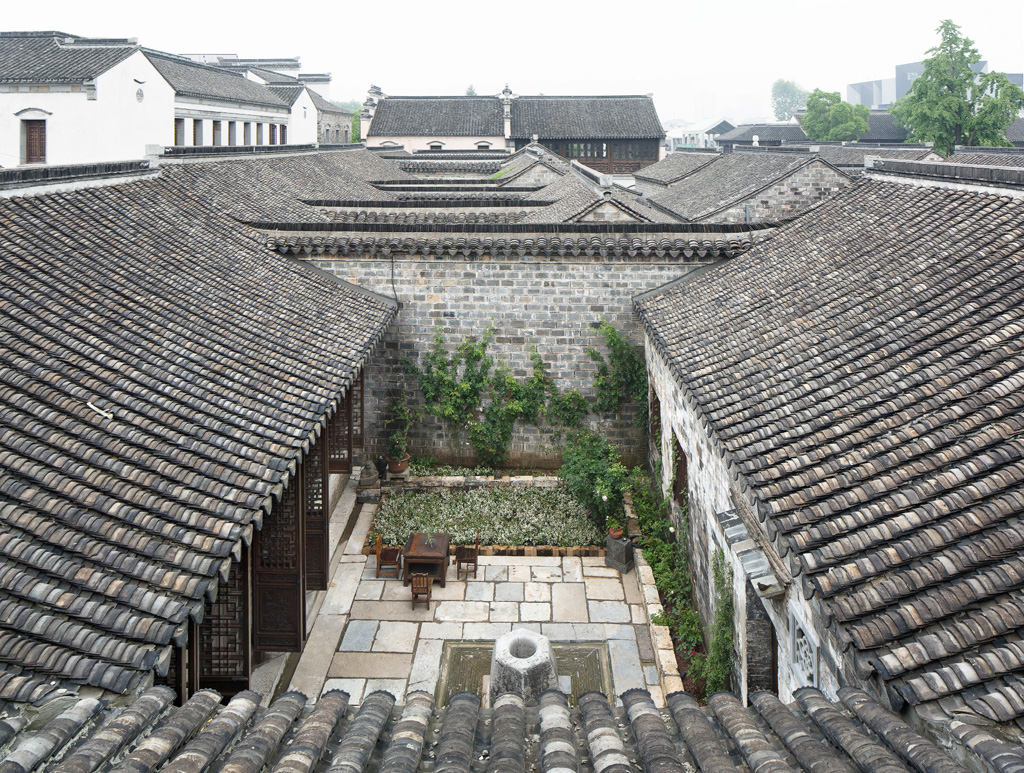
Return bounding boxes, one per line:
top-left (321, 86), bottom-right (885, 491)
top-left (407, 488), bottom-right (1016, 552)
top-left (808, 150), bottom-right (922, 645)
top-left (7, 0), bottom-right (1023, 123)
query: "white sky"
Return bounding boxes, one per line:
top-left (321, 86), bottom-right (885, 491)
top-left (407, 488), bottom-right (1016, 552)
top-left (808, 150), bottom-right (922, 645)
top-left (6, 0), bottom-right (1024, 123)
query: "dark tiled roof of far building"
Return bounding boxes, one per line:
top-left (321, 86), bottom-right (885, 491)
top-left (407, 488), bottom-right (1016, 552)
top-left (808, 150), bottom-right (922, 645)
top-left (950, 151), bottom-right (1024, 168)
top-left (815, 145), bottom-right (936, 168)
top-left (633, 151), bottom-right (719, 184)
top-left (510, 95), bottom-right (665, 139)
top-left (367, 96), bottom-right (504, 137)
top-left (0, 31), bottom-right (138, 82)
top-left (648, 152), bottom-right (822, 221)
top-left (717, 123), bottom-right (808, 143)
top-left (0, 164), bottom-right (397, 702)
top-left (635, 177), bottom-right (1024, 725)
top-left (0, 683), bottom-right (1015, 773)
top-left (308, 88), bottom-right (351, 115)
top-left (858, 111), bottom-right (909, 143)
top-left (143, 50), bottom-right (289, 108)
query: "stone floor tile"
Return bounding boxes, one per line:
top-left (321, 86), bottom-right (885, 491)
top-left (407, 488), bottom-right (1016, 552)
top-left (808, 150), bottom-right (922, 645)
top-left (408, 638), bottom-right (445, 693)
top-left (508, 565), bottom-right (532, 583)
top-left (580, 557), bottom-right (605, 566)
top-left (320, 563), bottom-right (364, 616)
top-left (589, 601), bottom-right (631, 624)
top-left (644, 665), bottom-right (660, 685)
top-left (494, 583), bottom-right (524, 602)
top-left (489, 602), bottom-right (519, 622)
top-left (419, 622), bottom-right (463, 639)
top-left (328, 652), bottom-right (412, 679)
top-left (561, 557), bottom-right (583, 582)
top-left (584, 577), bottom-right (625, 601)
top-left (608, 637), bottom-right (645, 694)
top-left (622, 572), bottom-right (644, 605)
top-left (521, 602), bottom-right (551, 622)
top-left (339, 619), bottom-right (379, 651)
top-left (429, 580), bottom-right (466, 601)
top-left (323, 678), bottom-right (365, 703)
top-left (483, 556), bottom-right (562, 566)
top-left (355, 581), bottom-right (384, 601)
top-left (542, 623), bottom-right (577, 641)
top-left (344, 505), bottom-right (375, 556)
top-left (604, 624), bottom-right (638, 640)
top-left (465, 582), bottom-right (494, 602)
top-left (648, 685), bottom-right (666, 708)
top-left (572, 623), bottom-right (605, 640)
top-left (531, 566), bottom-right (562, 583)
top-left (373, 621), bottom-right (419, 653)
top-left (349, 600), bottom-right (435, 622)
top-left (525, 582), bottom-right (551, 602)
top-left (635, 626), bottom-right (655, 660)
top-left (630, 604), bottom-right (647, 625)
top-left (464, 622), bottom-right (513, 639)
top-left (365, 679), bottom-right (407, 701)
top-left (288, 614), bottom-right (347, 698)
top-left (435, 601), bottom-right (490, 622)
top-left (582, 566), bottom-right (619, 578)
top-left (484, 566), bottom-right (509, 582)
top-left (551, 583), bottom-right (588, 623)
top-left (518, 623), bottom-right (542, 634)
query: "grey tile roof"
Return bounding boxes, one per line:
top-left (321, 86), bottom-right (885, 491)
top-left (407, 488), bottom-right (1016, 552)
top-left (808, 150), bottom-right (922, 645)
top-left (634, 151), bottom-right (720, 185)
top-left (647, 152), bottom-right (820, 221)
top-left (858, 112), bottom-right (909, 143)
top-left (0, 683), bottom-right (1009, 773)
top-left (0, 31), bottom-right (138, 83)
top-left (815, 145), bottom-right (935, 168)
top-left (1008, 117), bottom-right (1024, 144)
top-left (0, 158), bottom-right (397, 700)
top-left (307, 88), bottom-right (351, 116)
top-left (367, 97), bottom-right (504, 137)
top-left (268, 83), bottom-right (305, 106)
top-left (634, 177), bottom-right (1024, 723)
top-left (143, 50), bottom-right (288, 109)
top-left (510, 96), bottom-right (665, 140)
top-left (718, 124), bottom-right (808, 144)
top-left (949, 151), bottom-right (1024, 168)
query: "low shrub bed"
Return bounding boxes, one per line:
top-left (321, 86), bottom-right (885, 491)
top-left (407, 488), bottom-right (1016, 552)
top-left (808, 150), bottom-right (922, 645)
top-left (373, 486), bottom-right (602, 546)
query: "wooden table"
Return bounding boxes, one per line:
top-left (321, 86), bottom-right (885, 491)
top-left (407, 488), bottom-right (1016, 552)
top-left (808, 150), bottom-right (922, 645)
top-left (403, 533), bottom-right (450, 587)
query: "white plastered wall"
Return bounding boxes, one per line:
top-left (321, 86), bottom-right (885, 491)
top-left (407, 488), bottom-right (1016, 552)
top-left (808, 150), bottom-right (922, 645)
top-left (365, 135), bottom-right (504, 152)
top-left (286, 89), bottom-right (319, 145)
top-left (0, 50), bottom-right (174, 166)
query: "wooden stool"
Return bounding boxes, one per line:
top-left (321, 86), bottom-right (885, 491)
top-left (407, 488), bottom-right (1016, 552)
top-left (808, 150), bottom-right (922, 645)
top-left (411, 573), bottom-right (433, 609)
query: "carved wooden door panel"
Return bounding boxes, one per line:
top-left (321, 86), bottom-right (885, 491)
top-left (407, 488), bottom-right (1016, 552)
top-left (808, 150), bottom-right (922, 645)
top-left (304, 436), bottom-right (330, 590)
top-left (196, 546), bottom-right (251, 695)
top-left (253, 469), bottom-right (306, 653)
top-left (328, 390), bottom-right (354, 474)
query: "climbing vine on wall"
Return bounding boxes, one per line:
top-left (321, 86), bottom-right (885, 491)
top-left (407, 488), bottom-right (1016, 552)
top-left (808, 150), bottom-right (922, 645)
top-left (589, 321), bottom-right (648, 424)
top-left (690, 549), bottom-right (735, 693)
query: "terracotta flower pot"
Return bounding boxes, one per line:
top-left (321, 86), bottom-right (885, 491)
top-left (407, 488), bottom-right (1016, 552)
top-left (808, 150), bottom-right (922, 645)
top-left (608, 527), bottom-right (624, 540)
top-left (387, 454), bottom-right (410, 474)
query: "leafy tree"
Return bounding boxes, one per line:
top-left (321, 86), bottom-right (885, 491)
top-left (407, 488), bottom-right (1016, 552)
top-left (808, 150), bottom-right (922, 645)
top-left (465, 84), bottom-right (477, 96)
top-left (891, 20), bottom-right (1024, 155)
top-left (802, 89), bottom-right (870, 141)
top-left (351, 112), bottom-right (360, 143)
top-left (771, 79), bottom-right (808, 121)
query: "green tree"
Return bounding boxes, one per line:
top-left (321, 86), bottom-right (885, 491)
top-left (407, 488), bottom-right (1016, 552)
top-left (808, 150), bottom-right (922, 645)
top-left (351, 112), bottom-right (361, 143)
top-left (771, 79), bottom-right (808, 121)
top-left (891, 20), bottom-right (1024, 155)
top-left (801, 89), bottom-right (870, 141)
top-left (466, 84), bottom-right (477, 96)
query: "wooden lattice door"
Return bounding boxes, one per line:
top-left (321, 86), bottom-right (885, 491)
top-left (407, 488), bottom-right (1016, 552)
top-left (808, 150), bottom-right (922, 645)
top-left (304, 435), bottom-right (330, 590)
top-left (352, 370), bottom-right (364, 452)
top-left (328, 390), bottom-right (354, 474)
top-left (196, 547), bottom-right (251, 696)
top-left (253, 470), bottom-right (306, 653)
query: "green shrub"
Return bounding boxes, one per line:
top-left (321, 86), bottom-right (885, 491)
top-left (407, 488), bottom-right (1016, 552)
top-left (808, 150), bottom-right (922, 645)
top-left (690, 550), bottom-right (734, 692)
top-left (558, 430), bottom-right (629, 529)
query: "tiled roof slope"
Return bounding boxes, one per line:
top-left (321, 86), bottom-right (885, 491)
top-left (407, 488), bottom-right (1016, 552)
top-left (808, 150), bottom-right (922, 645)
top-left (143, 50), bottom-right (288, 108)
top-left (648, 152), bottom-right (818, 221)
top-left (635, 177), bottom-right (1024, 723)
top-left (367, 97), bottom-right (504, 137)
top-left (157, 150), bottom-right (413, 221)
top-left (858, 112), bottom-right (909, 143)
top-left (0, 168), bottom-right (397, 702)
top-left (718, 124), bottom-right (808, 143)
top-left (0, 31), bottom-right (138, 83)
top-left (0, 684), bottom-right (1011, 773)
top-left (633, 151), bottom-right (719, 184)
top-left (950, 152), bottom-right (1024, 168)
top-left (511, 95), bottom-right (665, 139)
top-left (308, 88), bottom-right (351, 116)
top-left (816, 145), bottom-right (935, 168)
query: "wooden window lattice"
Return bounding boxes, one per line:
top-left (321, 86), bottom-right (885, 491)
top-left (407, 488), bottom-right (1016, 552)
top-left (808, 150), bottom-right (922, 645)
top-left (304, 435), bottom-right (329, 590)
top-left (196, 547), bottom-right (251, 696)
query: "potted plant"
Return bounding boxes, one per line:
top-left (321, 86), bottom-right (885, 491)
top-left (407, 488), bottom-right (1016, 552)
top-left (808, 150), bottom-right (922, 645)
top-left (385, 389), bottom-right (415, 474)
top-left (606, 514), bottom-right (624, 541)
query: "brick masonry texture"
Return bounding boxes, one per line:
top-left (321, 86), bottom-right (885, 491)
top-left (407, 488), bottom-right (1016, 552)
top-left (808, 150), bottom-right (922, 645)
top-left (312, 253), bottom-right (711, 466)
top-left (711, 162), bottom-right (848, 224)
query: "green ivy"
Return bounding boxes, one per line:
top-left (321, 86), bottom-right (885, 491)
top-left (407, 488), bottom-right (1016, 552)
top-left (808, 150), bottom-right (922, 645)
top-left (690, 549), bottom-right (735, 693)
top-left (589, 321), bottom-right (648, 423)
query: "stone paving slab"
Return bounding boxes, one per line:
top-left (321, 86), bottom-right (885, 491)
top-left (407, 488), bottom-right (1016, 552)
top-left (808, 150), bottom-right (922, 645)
top-left (520, 602), bottom-right (551, 622)
top-left (373, 621), bottom-right (419, 653)
top-left (355, 581), bottom-right (384, 600)
top-left (583, 566), bottom-right (619, 578)
top-left (584, 577), bottom-right (625, 600)
top-left (339, 619), bottom-right (379, 651)
top-left (464, 622), bottom-right (514, 639)
top-left (349, 600), bottom-right (435, 622)
top-left (323, 677), bottom-right (365, 703)
top-left (531, 566), bottom-right (562, 583)
top-left (489, 602), bottom-right (519, 622)
top-left (465, 582), bottom-right (493, 601)
top-left (419, 622), bottom-right (463, 639)
top-left (623, 572), bottom-right (644, 604)
top-left (551, 583), bottom-right (588, 623)
top-left (479, 556), bottom-right (562, 566)
top-left (408, 638), bottom-right (445, 694)
top-left (494, 583), bottom-right (524, 602)
top-left (328, 651), bottom-right (413, 679)
top-left (366, 678), bottom-right (408, 701)
top-left (289, 614), bottom-right (348, 699)
top-left (509, 566), bottom-right (532, 583)
top-left (608, 637), bottom-right (645, 695)
top-left (588, 600), bottom-right (631, 623)
top-left (320, 563), bottom-right (364, 616)
top-left (561, 557), bottom-right (583, 582)
top-left (484, 566), bottom-right (508, 582)
top-left (525, 582), bottom-right (551, 602)
top-left (435, 601), bottom-right (490, 622)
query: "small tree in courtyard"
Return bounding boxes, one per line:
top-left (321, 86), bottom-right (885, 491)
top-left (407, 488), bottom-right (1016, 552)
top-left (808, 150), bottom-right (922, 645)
top-left (802, 89), bottom-right (870, 141)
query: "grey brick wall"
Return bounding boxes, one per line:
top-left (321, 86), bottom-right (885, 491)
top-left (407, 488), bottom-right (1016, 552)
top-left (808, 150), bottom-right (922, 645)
top-left (710, 161), bottom-right (848, 224)
top-left (309, 252), bottom-right (715, 466)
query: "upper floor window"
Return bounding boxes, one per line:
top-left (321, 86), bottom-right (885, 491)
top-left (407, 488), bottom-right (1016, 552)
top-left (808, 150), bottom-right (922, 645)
top-left (22, 119), bottom-right (46, 164)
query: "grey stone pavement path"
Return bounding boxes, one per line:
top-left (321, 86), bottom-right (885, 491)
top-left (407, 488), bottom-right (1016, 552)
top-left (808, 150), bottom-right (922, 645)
top-left (284, 482), bottom-right (672, 707)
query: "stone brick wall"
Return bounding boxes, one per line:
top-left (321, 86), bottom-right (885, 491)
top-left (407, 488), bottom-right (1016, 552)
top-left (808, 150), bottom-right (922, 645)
top-left (709, 160), bottom-right (849, 224)
top-left (509, 163), bottom-right (564, 187)
top-left (309, 252), bottom-right (716, 467)
top-left (578, 201), bottom-right (643, 222)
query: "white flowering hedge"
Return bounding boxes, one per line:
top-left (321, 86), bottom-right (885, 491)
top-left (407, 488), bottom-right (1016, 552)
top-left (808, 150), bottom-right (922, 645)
top-left (374, 487), bottom-right (602, 546)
